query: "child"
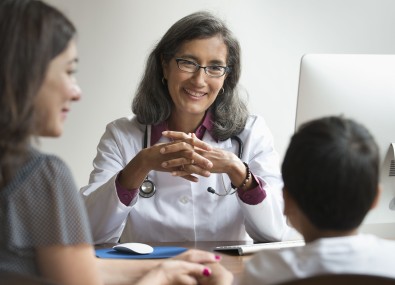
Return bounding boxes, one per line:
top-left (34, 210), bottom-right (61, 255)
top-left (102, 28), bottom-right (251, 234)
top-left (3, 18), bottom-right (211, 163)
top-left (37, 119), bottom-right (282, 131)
top-left (241, 116), bottom-right (395, 284)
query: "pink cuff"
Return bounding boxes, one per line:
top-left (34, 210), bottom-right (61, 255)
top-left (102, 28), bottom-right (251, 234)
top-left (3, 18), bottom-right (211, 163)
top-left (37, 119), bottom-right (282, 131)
top-left (237, 174), bottom-right (267, 205)
top-left (116, 174), bottom-right (139, 206)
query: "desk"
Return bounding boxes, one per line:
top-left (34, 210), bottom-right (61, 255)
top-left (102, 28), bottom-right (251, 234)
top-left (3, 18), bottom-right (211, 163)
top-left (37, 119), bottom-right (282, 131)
top-left (152, 241), bottom-right (253, 285)
top-left (97, 241), bottom-right (253, 285)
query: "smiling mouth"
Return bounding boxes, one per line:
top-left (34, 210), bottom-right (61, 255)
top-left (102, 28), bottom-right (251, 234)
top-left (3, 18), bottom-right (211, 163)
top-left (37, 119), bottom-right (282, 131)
top-left (185, 88), bottom-right (206, 97)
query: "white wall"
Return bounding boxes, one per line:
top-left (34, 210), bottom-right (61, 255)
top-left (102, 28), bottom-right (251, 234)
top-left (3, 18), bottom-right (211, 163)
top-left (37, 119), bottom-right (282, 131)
top-left (41, 0), bottom-right (395, 189)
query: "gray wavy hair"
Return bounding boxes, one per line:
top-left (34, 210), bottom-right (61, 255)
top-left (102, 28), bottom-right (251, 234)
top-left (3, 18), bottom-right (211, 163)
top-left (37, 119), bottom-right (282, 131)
top-left (132, 11), bottom-right (249, 140)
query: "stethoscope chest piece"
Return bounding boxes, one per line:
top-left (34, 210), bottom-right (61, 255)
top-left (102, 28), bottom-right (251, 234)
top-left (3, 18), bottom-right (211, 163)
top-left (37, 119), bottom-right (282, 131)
top-left (139, 177), bottom-right (156, 198)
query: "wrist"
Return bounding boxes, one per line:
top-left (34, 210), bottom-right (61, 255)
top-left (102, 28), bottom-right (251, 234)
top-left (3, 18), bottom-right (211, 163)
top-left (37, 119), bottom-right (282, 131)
top-left (119, 151), bottom-right (150, 189)
top-left (231, 162), bottom-right (251, 191)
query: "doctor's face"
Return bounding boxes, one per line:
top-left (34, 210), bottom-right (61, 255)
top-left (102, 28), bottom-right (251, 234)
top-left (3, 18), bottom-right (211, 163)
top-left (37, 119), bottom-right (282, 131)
top-left (34, 39), bottom-right (81, 137)
top-left (162, 35), bottom-right (228, 119)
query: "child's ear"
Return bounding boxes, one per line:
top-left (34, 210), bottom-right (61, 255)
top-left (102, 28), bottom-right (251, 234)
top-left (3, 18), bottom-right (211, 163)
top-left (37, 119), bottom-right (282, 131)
top-left (283, 187), bottom-right (298, 228)
top-left (370, 185), bottom-right (382, 210)
top-left (283, 187), bottom-right (294, 216)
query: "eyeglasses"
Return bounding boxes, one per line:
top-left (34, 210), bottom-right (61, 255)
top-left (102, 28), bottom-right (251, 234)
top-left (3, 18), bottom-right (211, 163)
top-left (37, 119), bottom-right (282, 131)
top-left (175, 58), bottom-right (230, 78)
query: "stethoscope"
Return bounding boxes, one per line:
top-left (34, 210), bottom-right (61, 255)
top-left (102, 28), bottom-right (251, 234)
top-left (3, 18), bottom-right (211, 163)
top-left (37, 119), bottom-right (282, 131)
top-left (139, 125), bottom-right (243, 198)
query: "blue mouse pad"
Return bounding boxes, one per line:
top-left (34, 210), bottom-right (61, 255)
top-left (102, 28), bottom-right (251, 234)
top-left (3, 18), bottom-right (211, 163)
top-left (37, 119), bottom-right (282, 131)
top-left (95, 246), bottom-right (187, 259)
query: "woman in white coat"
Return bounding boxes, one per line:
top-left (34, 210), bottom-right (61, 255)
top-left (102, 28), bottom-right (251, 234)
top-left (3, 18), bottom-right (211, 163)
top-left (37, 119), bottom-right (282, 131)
top-left (80, 11), bottom-right (289, 244)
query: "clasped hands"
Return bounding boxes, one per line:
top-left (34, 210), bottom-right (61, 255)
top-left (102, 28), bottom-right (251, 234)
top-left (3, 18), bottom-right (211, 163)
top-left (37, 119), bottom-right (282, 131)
top-left (158, 131), bottom-right (214, 182)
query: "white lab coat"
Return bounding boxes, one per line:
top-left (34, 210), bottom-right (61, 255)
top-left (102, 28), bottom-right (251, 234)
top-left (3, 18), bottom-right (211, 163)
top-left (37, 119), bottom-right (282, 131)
top-left (80, 114), bottom-right (289, 244)
top-left (241, 234), bottom-right (395, 284)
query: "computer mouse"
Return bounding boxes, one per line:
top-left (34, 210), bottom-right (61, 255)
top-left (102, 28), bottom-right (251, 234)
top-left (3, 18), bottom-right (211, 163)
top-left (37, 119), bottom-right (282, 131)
top-left (112, 242), bottom-right (154, 255)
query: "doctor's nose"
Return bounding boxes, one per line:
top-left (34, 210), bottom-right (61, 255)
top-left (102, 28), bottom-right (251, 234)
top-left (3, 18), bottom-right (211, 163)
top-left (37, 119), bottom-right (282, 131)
top-left (190, 68), bottom-right (207, 85)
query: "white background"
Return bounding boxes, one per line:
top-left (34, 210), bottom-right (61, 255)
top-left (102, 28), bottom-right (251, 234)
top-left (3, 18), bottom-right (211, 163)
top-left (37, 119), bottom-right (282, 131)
top-left (41, 0), bottom-right (395, 189)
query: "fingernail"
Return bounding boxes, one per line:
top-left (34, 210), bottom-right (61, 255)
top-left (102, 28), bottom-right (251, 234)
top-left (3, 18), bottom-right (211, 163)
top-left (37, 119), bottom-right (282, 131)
top-left (215, 255), bottom-right (221, 260)
top-left (160, 148), bottom-right (165, 154)
top-left (161, 162), bottom-right (167, 167)
top-left (202, 268), bottom-right (211, 277)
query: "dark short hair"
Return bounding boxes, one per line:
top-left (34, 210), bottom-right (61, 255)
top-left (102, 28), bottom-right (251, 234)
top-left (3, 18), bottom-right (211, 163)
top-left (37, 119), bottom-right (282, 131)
top-left (132, 11), bottom-right (248, 140)
top-left (0, 0), bottom-right (76, 187)
top-left (282, 116), bottom-right (379, 230)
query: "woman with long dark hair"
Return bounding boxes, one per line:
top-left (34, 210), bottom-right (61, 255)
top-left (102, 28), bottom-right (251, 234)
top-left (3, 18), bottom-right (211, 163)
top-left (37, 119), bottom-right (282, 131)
top-left (0, 1), bottom-right (230, 284)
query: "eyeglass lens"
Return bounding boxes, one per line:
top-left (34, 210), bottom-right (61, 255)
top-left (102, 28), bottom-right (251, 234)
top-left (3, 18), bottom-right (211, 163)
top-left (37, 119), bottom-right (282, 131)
top-left (176, 58), bottom-right (227, 77)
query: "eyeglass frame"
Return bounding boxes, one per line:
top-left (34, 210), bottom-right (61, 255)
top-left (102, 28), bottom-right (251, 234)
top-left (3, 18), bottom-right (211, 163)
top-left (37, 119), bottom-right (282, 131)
top-left (174, 58), bottom-right (231, 78)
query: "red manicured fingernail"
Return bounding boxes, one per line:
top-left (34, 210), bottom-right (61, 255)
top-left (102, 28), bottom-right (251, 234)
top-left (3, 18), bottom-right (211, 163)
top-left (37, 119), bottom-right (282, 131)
top-left (203, 268), bottom-right (211, 277)
top-left (215, 255), bottom-right (221, 260)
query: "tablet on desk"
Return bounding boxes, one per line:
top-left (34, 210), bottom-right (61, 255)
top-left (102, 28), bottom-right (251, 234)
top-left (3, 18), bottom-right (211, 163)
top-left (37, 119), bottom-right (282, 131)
top-left (214, 239), bottom-right (305, 255)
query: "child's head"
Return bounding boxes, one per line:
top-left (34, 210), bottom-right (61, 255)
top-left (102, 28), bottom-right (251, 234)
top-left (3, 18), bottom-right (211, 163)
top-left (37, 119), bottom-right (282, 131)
top-left (282, 116), bottom-right (379, 233)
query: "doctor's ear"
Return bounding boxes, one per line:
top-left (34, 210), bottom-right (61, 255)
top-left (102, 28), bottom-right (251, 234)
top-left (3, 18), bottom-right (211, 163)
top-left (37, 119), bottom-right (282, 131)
top-left (160, 55), bottom-right (168, 67)
top-left (161, 56), bottom-right (168, 80)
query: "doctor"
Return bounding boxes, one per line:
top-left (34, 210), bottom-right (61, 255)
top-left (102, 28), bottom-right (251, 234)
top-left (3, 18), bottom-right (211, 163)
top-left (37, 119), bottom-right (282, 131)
top-left (80, 11), bottom-right (289, 244)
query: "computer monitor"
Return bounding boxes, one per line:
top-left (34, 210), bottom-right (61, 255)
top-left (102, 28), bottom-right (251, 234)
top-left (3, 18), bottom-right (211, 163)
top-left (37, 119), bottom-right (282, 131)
top-left (295, 54), bottom-right (395, 238)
